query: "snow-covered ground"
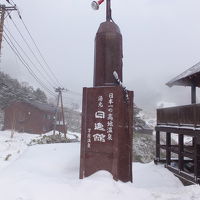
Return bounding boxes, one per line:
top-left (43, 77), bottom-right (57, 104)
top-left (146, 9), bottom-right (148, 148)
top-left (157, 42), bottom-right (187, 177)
top-left (0, 131), bottom-right (200, 200)
top-left (0, 131), bottom-right (40, 171)
top-left (0, 130), bottom-right (80, 170)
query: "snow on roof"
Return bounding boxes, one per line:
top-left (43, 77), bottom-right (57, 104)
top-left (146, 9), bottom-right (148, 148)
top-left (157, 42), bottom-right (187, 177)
top-left (166, 61), bottom-right (200, 87)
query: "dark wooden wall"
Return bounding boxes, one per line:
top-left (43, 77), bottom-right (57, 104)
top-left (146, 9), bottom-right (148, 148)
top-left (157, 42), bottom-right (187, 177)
top-left (3, 102), bottom-right (55, 134)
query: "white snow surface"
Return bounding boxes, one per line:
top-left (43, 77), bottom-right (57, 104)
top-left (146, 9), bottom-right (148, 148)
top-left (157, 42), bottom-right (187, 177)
top-left (0, 131), bottom-right (200, 200)
top-left (0, 131), bottom-right (40, 171)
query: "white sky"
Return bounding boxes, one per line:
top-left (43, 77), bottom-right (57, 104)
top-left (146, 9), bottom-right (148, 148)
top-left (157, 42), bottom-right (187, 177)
top-left (1, 0), bottom-right (200, 111)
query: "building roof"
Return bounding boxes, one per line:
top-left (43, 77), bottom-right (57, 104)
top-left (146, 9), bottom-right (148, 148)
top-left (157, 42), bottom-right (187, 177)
top-left (5, 100), bottom-right (58, 113)
top-left (27, 101), bottom-right (57, 113)
top-left (166, 61), bottom-right (200, 87)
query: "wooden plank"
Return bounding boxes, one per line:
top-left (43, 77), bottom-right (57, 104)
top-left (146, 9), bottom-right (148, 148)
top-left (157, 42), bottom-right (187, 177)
top-left (155, 126), bottom-right (197, 136)
top-left (160, 145), bottom-right (194, 159)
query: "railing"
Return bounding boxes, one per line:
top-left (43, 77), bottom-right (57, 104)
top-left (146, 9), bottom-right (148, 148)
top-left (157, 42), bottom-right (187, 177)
top-left (157, 104), bottom-right (200, 127)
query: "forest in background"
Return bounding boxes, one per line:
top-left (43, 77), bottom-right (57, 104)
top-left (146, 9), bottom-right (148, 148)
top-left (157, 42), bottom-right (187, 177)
top-left (0, 71), bottom-right (81, 132)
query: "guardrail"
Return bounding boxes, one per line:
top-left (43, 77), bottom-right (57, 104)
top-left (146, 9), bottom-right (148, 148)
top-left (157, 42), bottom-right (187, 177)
top-left (157, 104), bottom-right (200, 127)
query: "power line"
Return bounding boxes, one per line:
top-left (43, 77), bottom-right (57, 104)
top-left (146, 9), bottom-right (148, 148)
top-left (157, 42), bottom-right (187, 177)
top-left (3, 34), bottom-right (56, 97)
top-left (3, 34), bottom-right (57, 97)
top-left (3, 1), bottom-right (81, 101)
top-left (5, 26), bottom-right (81, 97)
top-left (4, 25), bottom-right (56, 89)
top-left (4, 0), bottom-right (62, 87)
top-left (20, 17), bottom-right (63, 87)
top-left (67, 90), bottom-right (82, 96)
top-left (0, 4), bottom-right (17, 55)
top-left (7, 13), bottom-right (60, 88)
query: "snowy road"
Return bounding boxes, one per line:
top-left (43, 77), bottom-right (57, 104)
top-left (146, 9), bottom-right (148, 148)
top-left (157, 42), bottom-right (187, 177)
top-left (0, 142), bottom-right (200, 200)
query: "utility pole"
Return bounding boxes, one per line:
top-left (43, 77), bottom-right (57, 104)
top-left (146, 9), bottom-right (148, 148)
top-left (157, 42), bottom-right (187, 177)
top-left (53, 87), bottom-right (67, 138)
top-left (0, 4), bottom-right (17, 55)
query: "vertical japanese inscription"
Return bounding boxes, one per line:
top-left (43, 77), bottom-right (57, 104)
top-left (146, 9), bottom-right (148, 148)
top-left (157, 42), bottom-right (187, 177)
top-left (86, 90), bottom-right (115, 151)
top-left (107, 93), bottom-right (114, 141)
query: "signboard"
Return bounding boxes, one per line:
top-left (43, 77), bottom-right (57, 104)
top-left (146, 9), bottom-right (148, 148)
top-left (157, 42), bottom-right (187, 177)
top-left (80, 86), bottom-right (133, 182)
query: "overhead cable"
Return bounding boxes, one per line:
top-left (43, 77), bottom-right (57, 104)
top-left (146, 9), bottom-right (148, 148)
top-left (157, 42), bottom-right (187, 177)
top-left (7, 13), bottom-right (60, 88)
top-left (20, 17), bottom-right (63, 87)
top-left (4, 25), bottom-right (56, 89)
top-left (3, 35), bottom-right (56, 97)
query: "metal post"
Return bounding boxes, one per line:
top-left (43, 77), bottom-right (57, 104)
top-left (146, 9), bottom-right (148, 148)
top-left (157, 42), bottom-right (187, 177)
top-left (106, 0), bottom-right (111, 21)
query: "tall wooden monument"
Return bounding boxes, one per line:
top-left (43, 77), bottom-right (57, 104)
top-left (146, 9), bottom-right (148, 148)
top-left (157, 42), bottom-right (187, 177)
top-left (79, 0), bottom-right (133, 182)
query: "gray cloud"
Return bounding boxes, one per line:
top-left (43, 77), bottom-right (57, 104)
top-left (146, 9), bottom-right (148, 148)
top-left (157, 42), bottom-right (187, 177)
top-left (1, 0), bottom-right (200, 111)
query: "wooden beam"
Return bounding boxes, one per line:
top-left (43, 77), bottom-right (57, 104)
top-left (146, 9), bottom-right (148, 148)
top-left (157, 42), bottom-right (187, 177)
top-left (191, 83), bottom-right (196, 104)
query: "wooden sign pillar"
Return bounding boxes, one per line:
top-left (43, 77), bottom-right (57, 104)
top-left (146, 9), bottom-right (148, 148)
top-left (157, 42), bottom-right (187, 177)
top-left (80, 0), bottom-right (133, 182)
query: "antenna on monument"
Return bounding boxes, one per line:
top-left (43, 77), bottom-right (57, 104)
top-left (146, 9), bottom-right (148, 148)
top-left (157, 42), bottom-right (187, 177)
top-left (91, 0), bottom-right (104, 10)
top-left (91, 0), bottom-right (112, 22)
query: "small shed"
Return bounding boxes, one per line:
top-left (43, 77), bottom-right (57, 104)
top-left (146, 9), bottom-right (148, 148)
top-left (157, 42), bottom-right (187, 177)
top-left (3, 101), bottom-right (58, 134)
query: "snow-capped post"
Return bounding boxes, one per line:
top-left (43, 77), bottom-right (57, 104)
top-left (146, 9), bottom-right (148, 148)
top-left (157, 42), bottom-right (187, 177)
top-left (80, 0), bottom-right (134, 182)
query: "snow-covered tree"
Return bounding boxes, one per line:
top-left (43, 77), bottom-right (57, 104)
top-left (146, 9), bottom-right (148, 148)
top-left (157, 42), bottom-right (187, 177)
top-left (133, 104), bottom-right (146, 131)
top-left (33, 88), bottom-right (47, 103)
top-left (0, 71), bottom-right (47, 109)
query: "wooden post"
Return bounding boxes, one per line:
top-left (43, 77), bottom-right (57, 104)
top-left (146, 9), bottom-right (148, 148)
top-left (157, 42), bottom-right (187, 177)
top-left (53, 94), bottom-right (60, 135)
top-left (166, 132), bottom-right (171, 166)
top-left (156, 131), bottom-right (160, 162)
top-left (60, 90), bottom-right (67, 138)
top-left (194, 136), bottom-right (198, 180)
top-left (178, 134), bottom-right (184, 171)
top-left (0, 5), bottom-right (5, 55)
top-left (194, 136), bottom-right (200, 180)
top-left (191, 83), bottom-right (196, 104)
top-left (0, 5), bottom-right (17, 55)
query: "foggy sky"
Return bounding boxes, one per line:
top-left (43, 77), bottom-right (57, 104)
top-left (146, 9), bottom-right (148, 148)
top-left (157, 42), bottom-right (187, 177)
top-left (1, 0), bottom-right (200, 111)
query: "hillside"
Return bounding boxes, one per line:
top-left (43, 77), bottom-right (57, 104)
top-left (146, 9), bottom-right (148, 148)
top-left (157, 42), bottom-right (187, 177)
top-left (0, 71), bottom-right (47, 109)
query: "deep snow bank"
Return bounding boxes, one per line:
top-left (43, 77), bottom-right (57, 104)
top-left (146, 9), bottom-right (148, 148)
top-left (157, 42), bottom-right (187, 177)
top-left (0, 132), bottom-right (200, 200)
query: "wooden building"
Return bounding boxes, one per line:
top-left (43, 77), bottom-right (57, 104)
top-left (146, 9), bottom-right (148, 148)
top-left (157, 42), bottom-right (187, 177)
top-left (3, 101), bottom-right (58, 134)
top-left (155, 61), bottom-right (200, 184)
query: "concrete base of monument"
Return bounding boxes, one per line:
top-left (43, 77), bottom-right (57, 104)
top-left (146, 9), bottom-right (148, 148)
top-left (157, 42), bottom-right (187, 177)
top-left (79, 86), bottom-right (134, 182)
